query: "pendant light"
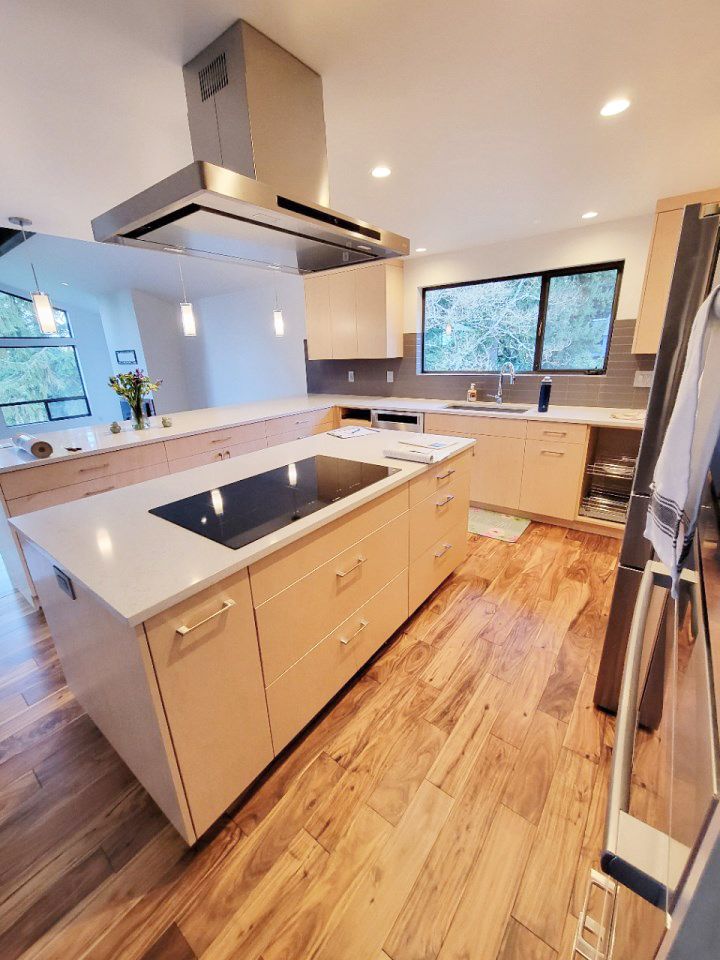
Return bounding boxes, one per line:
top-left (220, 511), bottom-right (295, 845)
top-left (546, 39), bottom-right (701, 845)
top-left (273, 286), bottom-right (285, 338)
top-left (176, 254), bottom-right (197, 337)
top-left (9, 217), bottom-right (57, 335)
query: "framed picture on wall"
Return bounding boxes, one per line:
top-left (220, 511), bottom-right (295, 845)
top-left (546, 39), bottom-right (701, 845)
top-left (115, 350), bottom-right (137, 365)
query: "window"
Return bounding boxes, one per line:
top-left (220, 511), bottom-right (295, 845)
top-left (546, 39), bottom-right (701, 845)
top-left (0, 291), bottom-right (90, 427)
top-left (421, 261), bottom-right (623, 374)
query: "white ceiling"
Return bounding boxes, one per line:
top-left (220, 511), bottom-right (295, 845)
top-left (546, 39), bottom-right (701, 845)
top-left (0, 235), bottom-right (291, 312)
top-left (2, 0), bottom-right (719, 255)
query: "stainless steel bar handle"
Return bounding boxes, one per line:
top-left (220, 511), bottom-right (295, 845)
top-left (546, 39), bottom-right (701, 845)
top-left (79, 462), bottom-right (110, 473)
top-left (436, 494), bottom-right (455, 507)
top-left (541, 449), bottom-right (564, 457)
top-left (435, 468), bottom-right (456, 480)
top-left (84, 486), bottom-right (115, 496)
top-left (176, 598), bottom-right (236, 636)
top-left (336, 555), bottom-right (367, 578)
top-left (340, 618), bottom-right (369, 645)
top-left (210, 436), bottom-right (233, 444)
top-left (602, 560), bottom-right (673, 905)
top-left (542, 429), bottom-right (567, 437)
top-left (434, 542), bottom-right (452, 558)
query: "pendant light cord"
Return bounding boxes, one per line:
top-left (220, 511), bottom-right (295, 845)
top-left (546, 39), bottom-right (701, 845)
top-left (17, 223), bottom-right (42, 291)
top-left (178, 255), bottom-right (188, 302)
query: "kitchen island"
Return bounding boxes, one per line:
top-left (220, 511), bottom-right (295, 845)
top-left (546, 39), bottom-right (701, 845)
top-left (10, 430), bottom-right (474, 843)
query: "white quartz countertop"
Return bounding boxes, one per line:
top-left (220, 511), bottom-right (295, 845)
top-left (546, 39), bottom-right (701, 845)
top-left (11, 430), bottom-right (475, 626)
top-left (0, 394), bottom-right (643, 474)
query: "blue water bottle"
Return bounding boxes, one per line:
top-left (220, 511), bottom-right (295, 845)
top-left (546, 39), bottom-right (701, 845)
top-left (538, 376), bottom-right (552, 412)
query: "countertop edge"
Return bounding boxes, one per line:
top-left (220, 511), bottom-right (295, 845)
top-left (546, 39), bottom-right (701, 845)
top-left (11, 435), bottom-right (476, 626)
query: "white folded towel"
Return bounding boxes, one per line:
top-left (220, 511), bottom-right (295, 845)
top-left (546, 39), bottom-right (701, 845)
top-left (645, 285), bottom-right (720, 595)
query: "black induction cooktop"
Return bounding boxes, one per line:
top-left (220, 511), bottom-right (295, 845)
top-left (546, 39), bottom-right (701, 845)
top-left (149, 455), bottom-right (399, 550)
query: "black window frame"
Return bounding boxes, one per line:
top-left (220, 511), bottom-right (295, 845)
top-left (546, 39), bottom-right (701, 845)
top-left (420, 260), bottom-right (624, 375)
top-left (0, 308), bottom-right (92, 427)
top-left (0, 287), bottom-right (72, 338)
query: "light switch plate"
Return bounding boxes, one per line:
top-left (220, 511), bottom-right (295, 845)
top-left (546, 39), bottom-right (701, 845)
top-left (387, 370), bottom-right (394, 383)
top-left (348, 370), bottom-right (355, 383)
top-left (633, 370), bottom-right (653, 388)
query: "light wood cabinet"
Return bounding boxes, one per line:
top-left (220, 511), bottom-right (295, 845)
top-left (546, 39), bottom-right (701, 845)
top-left (519, 438), bottom-right (587, 520)
top-left (470, 435), bottom-right (525, 510)
top-left (409, 518), bottom-right (468, 613)
top-left (144, 569), bottom-right (273, 837)
top-left (304, 261), bottom-right (404, 359)
top-left (265, 570), bottom-right (408, 751)
top-left (633, 186), bottom-right (720, 354)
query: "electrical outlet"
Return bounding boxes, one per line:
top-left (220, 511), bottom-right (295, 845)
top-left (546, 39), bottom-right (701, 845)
top-left (348, 370), bottom-right (355, 383)
top-left (387, 370), bottom-right (394, 383)
top-left (633, 370), bottom-right (653, 388)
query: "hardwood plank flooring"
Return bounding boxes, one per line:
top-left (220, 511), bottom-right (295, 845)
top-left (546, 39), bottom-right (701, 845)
top-left (0, 523), bottom-right (619, 960)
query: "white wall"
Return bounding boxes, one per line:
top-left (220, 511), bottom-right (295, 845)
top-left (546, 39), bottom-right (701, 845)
top-left (403, 215), bottom-right (655, 333)
top-left (188, 279), bottom-right (308, 407)
top-left (0, 283), bottom-right (117, 438)
top-left (98, 290), bottom-right (148, 376)
top-left (131, 289), bottom-right (192, 414)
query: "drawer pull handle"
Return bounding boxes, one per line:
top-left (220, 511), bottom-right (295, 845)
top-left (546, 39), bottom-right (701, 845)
top-left (434, 542), bottom-right (452, 558)
top-left (435, 468), bottom-right (455, 480)
top-left (84, 485), bottom-right (115, 496)
top-left (336, 555), bottom-right (367, 578)
top-left (79, 462), bottom-right (110, 473)
top-left (340, 618), bottom-right (369, 645)
top-left (176, 598), bottom-right (236, 636)
top-left (541, 449), bottom-right (565, 456)
top-left (210, 436), bottom-right (233, 444)
top-left (542, 430), bottom-right (567, 437)
top-left (436, 494), bottom-right (455, 507)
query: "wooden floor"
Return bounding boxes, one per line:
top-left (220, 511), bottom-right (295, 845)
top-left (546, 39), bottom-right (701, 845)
top-left (0, 523), bottom-right (622, 960)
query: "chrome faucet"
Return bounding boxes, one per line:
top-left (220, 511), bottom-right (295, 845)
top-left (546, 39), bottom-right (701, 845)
top-left (490, 362), bottom-right (516, 404)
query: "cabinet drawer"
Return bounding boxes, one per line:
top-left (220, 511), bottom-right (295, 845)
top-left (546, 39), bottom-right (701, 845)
top-left (519, 439), bottom-right (586, 520)
top-left (425, 412), bottom-right (527, 439)
top-left (470, 434), bottom-right (526, 510)
top-left (409, 472), bottom-right (471, 561)
top-left (526, 421), bottom-right (587, 444)
top-left (0, 442), bottom-right (167, 500)
top-left (266, 570), bottom-right (408, 751)
top-left (143, 569), bottom-right (273, 836)
top-left (409, 519), bottom-right (468, 613)
top-left (7, 462), bottom-right (169, 516)
top-left (167, 437), bottom-right (266, 475)
top-left (164, 421), bottom-right (266, 462)
top-left (249, 483), bottom-right (408, 604)
top-left (255, 511), bottom-right (409, 684)
top-left (408, 449), bottom-right (472, 506)
top-left (265, 408), bottom-right (334, 437)
top-left (265, 427), bottom-right (313, 447)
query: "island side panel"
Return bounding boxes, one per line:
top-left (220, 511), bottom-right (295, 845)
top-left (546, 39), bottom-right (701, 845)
top-left (22, 540), bottom-right (195, 843)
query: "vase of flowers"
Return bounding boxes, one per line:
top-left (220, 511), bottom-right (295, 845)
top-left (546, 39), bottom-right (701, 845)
top-left (108, 369), bottom-right (162, 430)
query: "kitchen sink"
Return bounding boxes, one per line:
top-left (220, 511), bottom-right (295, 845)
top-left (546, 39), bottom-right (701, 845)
top-left (443, 401), bottom-right (533, 414)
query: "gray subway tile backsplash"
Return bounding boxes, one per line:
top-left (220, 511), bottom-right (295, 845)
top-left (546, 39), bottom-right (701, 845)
top-left (305, 316), bottom-right (651, 409)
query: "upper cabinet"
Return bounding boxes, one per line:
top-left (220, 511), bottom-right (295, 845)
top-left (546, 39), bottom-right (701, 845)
top-left (304, 261), bottom-right (404, 359)
top-left (633, 186), bottom-right (720, 354)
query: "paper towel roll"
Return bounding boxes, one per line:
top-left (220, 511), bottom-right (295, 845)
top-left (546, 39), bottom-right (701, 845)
top-left (12, 434), bottom-right (54, 459)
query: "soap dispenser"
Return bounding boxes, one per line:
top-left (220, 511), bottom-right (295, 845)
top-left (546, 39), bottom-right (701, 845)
top-left (467, 382), bottom-right (478, 402)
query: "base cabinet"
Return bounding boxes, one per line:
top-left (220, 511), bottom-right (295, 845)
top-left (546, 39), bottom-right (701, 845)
top-left (519, 438), bottom-right (587, 521)
top-left (143, 570), bottom-right (273, 837)
top-left (470, 435), bottom-right (525, 510)
top-left (27, 454), bottom-right (471, 846)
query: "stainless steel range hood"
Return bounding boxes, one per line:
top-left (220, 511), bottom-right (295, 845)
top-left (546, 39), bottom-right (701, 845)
top-left (92, 21), bottom-right (408, 273)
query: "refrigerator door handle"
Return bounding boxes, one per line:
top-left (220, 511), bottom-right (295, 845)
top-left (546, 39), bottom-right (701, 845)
top-left (601, 560), bottom-right (694, 907)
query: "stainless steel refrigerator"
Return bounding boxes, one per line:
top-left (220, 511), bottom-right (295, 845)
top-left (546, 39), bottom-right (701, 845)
top-left (594, 201), bottom-right (720, 717)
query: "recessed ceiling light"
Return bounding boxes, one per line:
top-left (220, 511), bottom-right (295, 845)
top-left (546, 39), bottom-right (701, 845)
top-left (60, 281), bottom-right (69, 286)
top-left (582, 211), bottom-right (599, 220)
top-left (371, 165), bottom-right (391, 178)
top-left (415, 247), bottom-right (427, 253)
top-left (600, 98), bottom-right (630, 117)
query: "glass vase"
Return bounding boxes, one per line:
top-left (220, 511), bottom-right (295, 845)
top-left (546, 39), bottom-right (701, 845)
top-left (131, 404), bottom-right (146, 430)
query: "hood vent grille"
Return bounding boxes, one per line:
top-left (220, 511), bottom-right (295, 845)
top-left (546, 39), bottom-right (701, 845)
top-left (198, 52), bottom-right (228, 102)
top-left (275, 196), bottom-right (381, 242)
